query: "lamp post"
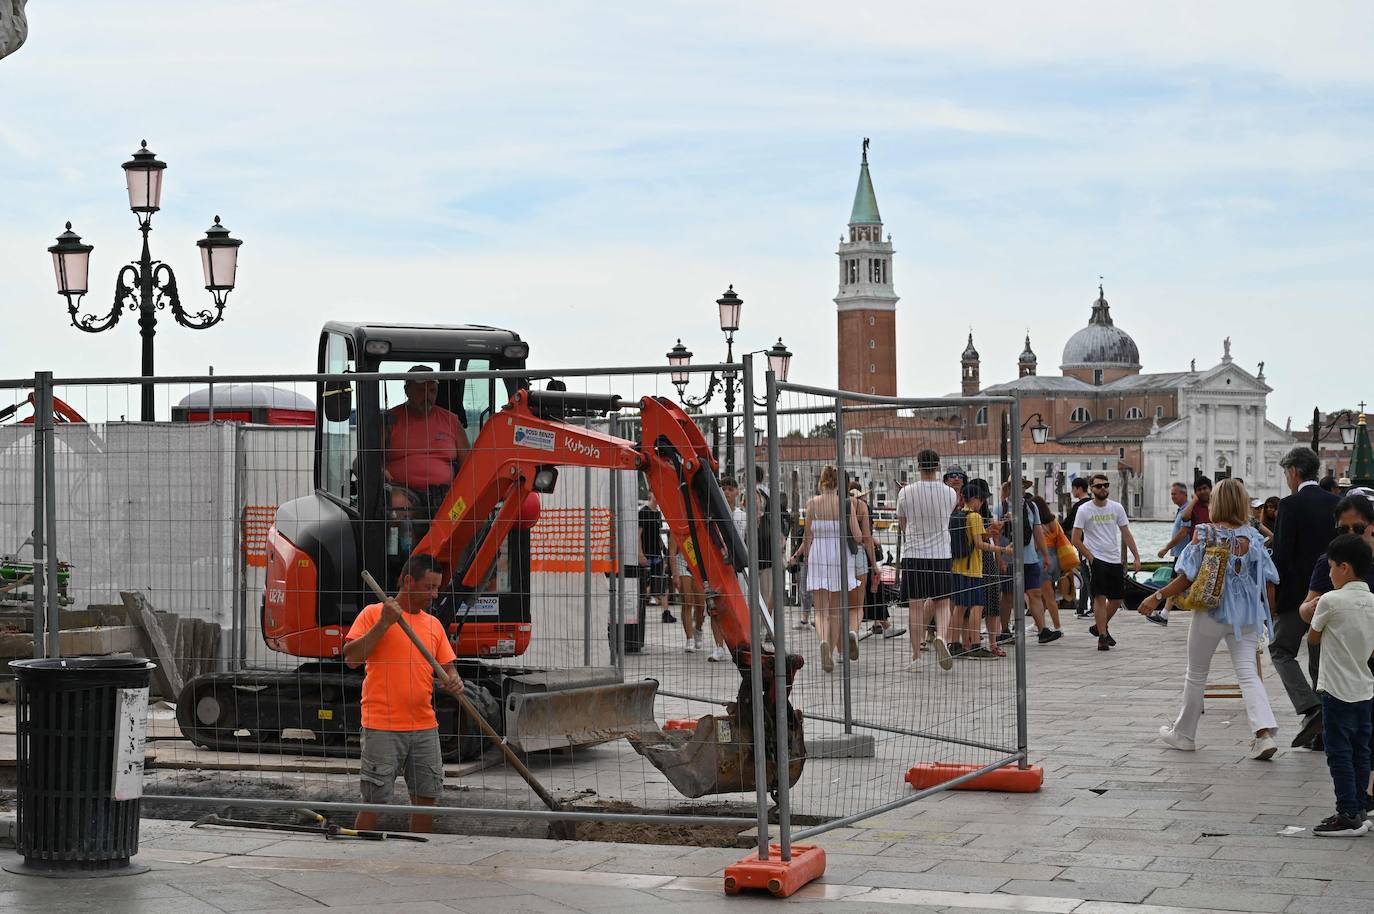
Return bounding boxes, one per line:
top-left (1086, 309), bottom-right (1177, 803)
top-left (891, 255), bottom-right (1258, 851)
top-left (667, 285), bottom-right (792, 478)
top-left (1000, 410), bottom-right (1051, 483)
top-left (48, 140), bottom-right (242, 421)
top-left (1310, 406), bottom-right (1358, 451)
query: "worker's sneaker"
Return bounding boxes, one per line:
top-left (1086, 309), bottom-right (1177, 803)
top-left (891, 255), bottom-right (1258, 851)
top-left (820, 641), bottom-right (834, 673)
top-left (684, 638), bottom-right (697, 653)
top-left (1146, 611), bottom-right (1168, 627)
top-left (661, 609), bottom-right (676, 623)
top-left (708, 646), bottom-right (729, 662)
top-left (1315, 813), bottom-right (1370, 837)
top-left (848, 631), bottom-right (860, 661)
top-left (693, 631), bottom-right (705, 651)
top-left (1158, 725), bottom-right (1196, 751)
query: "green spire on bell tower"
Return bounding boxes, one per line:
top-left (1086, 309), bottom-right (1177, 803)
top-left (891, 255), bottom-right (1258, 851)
top-left (849, 137), bottom-right (882, 225)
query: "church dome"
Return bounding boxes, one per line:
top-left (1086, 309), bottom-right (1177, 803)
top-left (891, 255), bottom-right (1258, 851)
top-left (1060, 285), bottom-right (1140, 370)
top-left (961, 332), bottom-right (979, 361)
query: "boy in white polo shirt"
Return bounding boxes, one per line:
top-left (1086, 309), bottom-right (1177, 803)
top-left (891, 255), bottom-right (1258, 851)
top-left (1303, 533), bottom-right (1374, 837)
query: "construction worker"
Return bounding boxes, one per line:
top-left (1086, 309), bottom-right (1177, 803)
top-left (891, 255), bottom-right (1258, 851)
top-left (344, 553), bottom-right (464, 833)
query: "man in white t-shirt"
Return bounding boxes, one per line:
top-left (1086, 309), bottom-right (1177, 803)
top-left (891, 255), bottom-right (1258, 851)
top-left (897, 448), bottom-right (959, 671)
top-left (1071, 473), bottom-right (1141, 652)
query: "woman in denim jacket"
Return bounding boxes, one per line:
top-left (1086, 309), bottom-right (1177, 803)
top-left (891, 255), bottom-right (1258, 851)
top-left (1139, 479), bottom-right (1281, 760)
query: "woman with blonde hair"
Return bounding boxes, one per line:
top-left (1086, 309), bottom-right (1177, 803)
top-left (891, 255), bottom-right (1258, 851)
top-left (789, 466), bottom-right (864, 672)
top-left (1139, 478), bottom-right (1281, 759)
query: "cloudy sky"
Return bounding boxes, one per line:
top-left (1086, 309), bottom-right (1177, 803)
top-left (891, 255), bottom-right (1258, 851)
top-left (3, 2), bottom-right (1372, 426)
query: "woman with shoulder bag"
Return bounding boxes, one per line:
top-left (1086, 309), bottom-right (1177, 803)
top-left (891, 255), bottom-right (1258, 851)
top-left (1138, 479), bottom-right (1281, 759)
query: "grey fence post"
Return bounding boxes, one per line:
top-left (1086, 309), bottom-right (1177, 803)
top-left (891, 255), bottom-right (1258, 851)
top-left (833, 398), bottom-right (853, 733)
top-left (741, 355), bottom-right (770, 860)
top-left (36, 373), bottom-right (60, 659)
top-left (1009, 399), bottom-right (1029, 769)
top-left (583, 464), bottom-right (593, 667)
top-left (30, 372), bottom-right (48, 659)
top-left (766, 369), bottom-right (792, 862)
top-left (232, 425), bottom-right (247, 670)
top-left (608, 415), bottom-right (626, 672)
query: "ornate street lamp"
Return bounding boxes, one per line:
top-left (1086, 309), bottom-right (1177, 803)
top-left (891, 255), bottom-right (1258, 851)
top-left (1023, 412), bottom-right (1050, 446)
top-left (765, 337), bottom-right (793, 382)
top-left (49, 140), bottom-right (242, 421)
top-left (666, 285), bottom-right (792, 478)
top-left (1311, 406), bottom-right (1358, 451)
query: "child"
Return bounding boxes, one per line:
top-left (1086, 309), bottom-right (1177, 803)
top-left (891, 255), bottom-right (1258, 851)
top-left (1302, 533), bottom-right (1374, 837)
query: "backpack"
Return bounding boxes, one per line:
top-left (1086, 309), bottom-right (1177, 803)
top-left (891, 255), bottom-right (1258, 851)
top-left (1176, 524), bottom-right (1231, 612)
top-left (949, 509), bottom-right (973, 560)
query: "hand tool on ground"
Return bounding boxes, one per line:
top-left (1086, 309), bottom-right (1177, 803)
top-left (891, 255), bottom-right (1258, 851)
top-left (360, 570), bottom-right (576, 839)
top-left (293, 807), bottom-right (428, 842)
top-left (191, 811), bottom-right (428, 841)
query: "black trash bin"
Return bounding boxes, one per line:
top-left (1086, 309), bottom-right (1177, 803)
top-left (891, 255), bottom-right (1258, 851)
top-left (6, 657), bottom-right (156, 878)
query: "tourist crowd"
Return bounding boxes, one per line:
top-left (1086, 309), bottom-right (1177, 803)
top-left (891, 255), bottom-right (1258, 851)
top-left (638, 441), bottom-right (1374, 838)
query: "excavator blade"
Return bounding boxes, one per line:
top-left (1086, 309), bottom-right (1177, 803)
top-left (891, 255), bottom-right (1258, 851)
top-left (502, 679), bottom-right (662, 753)
top-left (629, 707), bottom-right (807, 798)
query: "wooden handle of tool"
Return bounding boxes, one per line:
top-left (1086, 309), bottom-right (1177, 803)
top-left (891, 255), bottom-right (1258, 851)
top-left (359, 571), bottom-right (566, 817)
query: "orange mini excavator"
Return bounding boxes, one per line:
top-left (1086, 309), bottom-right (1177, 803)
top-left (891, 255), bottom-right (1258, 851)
top-left (177, 322), bottom-right (804, 797)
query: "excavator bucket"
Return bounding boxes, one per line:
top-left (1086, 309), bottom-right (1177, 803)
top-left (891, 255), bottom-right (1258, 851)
top-left (629, 705), bottom-right (807, 798)
top-left (502, 674), bottom-right (662, 753)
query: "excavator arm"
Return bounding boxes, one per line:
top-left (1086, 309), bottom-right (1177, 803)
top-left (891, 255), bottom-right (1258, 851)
top-left (411, 387), bottom-right (805, 797)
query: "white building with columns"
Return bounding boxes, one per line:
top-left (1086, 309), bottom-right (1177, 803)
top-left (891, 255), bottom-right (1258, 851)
top-left (1138, 346), bottom-right (1292, 517)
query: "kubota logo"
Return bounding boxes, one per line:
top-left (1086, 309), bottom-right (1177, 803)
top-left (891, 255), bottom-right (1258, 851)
top-left (566, 439), bottom-right (602, 460)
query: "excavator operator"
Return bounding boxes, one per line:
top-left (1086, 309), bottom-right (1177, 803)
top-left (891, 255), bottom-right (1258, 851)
top-left (383, 365), bottom-right (472, 526)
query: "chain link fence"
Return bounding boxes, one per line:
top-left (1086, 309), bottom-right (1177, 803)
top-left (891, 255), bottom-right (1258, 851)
top-left (3, 353), bottom-right (1032, 882)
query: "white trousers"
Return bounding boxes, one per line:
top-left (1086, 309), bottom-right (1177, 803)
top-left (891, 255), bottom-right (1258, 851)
top-left (1172, 611), bottom-right (1277, 740)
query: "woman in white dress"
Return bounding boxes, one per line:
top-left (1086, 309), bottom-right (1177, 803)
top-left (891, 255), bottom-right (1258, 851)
top-left (788, 466), bottom-right (864, 672)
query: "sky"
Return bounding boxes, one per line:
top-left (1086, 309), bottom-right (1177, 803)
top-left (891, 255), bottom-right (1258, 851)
top-left (2, 1), bottom-right (1372, 428)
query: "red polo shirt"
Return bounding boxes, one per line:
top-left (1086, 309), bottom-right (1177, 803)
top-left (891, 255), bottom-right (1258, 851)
top-left (385, 405), bottom-right (466, 489)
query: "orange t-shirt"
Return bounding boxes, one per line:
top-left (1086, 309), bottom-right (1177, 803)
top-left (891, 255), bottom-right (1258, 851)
top-left (345, 603), bottom-right (457, 731)
top-left (384, 405), bottom-right (466, 489)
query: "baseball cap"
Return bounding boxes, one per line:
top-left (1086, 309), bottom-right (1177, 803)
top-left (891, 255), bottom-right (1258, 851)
top-left (1250, 498), bottom-right (1264, 509)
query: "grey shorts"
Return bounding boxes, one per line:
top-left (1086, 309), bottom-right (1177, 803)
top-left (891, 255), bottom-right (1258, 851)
top-left (360, 727), bottom-right (444, 802)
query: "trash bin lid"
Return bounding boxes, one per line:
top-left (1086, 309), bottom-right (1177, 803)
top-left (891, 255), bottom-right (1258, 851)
top-left (10, 658), bottom-right (155, 673)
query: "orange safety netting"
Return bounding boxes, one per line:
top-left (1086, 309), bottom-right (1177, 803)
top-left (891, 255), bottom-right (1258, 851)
top-left (530, 507), bottom-right (615, 573)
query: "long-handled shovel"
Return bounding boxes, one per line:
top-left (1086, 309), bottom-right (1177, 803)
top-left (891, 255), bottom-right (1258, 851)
top-left (192, 812), bottom-right (428, 842)
top-left (360, 571), bottom-right (576, 840)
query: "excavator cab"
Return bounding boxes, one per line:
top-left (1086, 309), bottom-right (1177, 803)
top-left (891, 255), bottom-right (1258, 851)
top-left (262, 322), bottom-right (531, 660)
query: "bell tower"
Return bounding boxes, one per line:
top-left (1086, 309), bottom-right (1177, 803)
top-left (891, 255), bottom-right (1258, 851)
top-left (961, 332), bottom-right (981, 396)
top-left (836, 139), bottom-right (898, 396)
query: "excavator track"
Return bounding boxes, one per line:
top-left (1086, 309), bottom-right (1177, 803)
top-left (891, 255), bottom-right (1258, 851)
top-left (176, 667), bottom-right (501, 762)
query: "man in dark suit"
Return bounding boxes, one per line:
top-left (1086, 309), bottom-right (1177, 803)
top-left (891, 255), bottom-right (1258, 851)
top-left (1269, 446), bottom-right (1340, 748)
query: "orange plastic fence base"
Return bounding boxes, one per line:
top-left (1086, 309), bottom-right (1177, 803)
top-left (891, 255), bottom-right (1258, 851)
top-left (723, 844), bottom-right (826, 897)
top-left (905, 762), bottom-right (1043, 793)
top-left (663, 718), bottom-right (699, 732)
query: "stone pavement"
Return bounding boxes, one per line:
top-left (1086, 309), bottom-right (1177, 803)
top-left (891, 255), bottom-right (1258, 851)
top-left (4, 610), bottom-right (1370, 913)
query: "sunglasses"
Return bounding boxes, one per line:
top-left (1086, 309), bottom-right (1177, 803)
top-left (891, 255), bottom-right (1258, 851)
top-left (1091, 484), bottom-right (1110, 490)
top-left (1339, 523), bottom-right (1369, 536)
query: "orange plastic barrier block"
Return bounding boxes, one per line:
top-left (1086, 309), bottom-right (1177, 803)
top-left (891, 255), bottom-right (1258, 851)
top-left (905, 762), bottom-right (1043, 793)
top-left (723, 844), bottom-right (826, 897)
top-left (663, 718), bottom-right (699, 732)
